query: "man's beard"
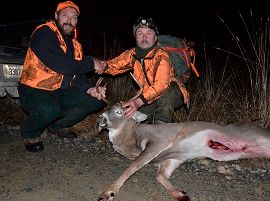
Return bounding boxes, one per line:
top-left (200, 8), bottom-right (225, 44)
top-left (139, 40), bottom-right (151, 48)
top-left (55, 20), bottom-right (75, 39)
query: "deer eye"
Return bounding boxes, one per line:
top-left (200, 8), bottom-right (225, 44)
top-left (116, 110), bottom-right (122, 115)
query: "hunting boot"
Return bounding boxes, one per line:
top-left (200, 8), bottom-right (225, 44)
top-left (24, 137), bottom-right (44, 153)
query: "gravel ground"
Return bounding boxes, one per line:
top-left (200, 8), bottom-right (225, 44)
top-left (1, 123), bottom-right (270, 201)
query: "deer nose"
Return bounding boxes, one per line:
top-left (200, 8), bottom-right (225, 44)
top-left (97, 115), bottom-right (107, 127)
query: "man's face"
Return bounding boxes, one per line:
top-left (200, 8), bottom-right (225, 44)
top-left (135, 27), bottom-right (157, 49)
top-left (55, 7), bottom-right (79, 36)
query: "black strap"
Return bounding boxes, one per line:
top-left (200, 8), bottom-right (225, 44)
top-left (131, 45), bottom-right (161, 86)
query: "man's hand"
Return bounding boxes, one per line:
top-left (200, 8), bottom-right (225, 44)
top-left (87, 86), bottom-right (106, 100)
top-left (94, 58), bottom-right (107, 74)
top-left (121, 98), bottom-right (144, 118)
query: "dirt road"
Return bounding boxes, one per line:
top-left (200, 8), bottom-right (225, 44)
top-left (1, 125), bottom-right (270, 201)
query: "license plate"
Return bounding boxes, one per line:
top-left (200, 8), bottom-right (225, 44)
top-left (3, 64), bottom-right (23, 78)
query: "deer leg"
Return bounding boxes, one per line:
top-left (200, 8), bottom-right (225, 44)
top-left (98, 143), bottom-right (168, 201)
top-left (156, 159), bottom-right (190, 201)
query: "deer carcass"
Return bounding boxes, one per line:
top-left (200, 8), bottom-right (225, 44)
top-left (97, 104), bottom-right (270, 201)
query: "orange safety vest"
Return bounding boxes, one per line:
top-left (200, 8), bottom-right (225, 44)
top-left (106, 45), bottom-right (190, 104)
top-left (20, 21), bottom-right (83, 91)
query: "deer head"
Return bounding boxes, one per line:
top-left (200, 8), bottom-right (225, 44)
top-left (97, 72), bottom-right (145, 132)
top-left (97, 104), bottom-right (147, 133)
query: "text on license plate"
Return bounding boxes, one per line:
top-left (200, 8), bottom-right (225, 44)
top-left (3, 64), bottom-right (23, 78)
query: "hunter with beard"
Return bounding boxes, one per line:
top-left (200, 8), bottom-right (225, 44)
top-left (102, 17), bottom-right (186, 124)
top-left (18, 1), bottom-right (106, 152)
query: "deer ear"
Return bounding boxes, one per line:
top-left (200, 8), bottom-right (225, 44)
top-left (132, 111), bottom-right (148, 122)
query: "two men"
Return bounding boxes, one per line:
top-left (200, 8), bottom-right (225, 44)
top-left (19, 1), bottom-right (189, 153)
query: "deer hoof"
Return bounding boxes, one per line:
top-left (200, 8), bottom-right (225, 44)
top-left (178, 195), bottom-right (191, 201)
top-left (97, 191), bottom-right (115, 201)
top-left (172, 190), bottom-right (191, 201)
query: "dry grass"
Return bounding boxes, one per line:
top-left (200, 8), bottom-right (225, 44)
top-left (172, 11), bottom-right (270, 129)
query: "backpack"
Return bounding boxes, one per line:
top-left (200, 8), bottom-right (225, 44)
top-left (158, 35), bottom-right (200, 79)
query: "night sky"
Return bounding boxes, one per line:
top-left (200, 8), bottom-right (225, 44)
top-left (1, 0), bottom-right (269, 56)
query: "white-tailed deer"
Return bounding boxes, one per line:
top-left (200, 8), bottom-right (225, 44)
top-left (96, 74), bottom-right (270, 201)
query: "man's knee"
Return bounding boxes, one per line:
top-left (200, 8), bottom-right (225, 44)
top-left (162, 82), bottom-right (183, 108)
top-left (156, 106), bottom-right (174, 123)
top-left (83, 98), bottom-right (104, 113)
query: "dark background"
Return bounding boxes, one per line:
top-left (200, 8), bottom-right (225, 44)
top-left (0, 1), bottom-right (269, 57)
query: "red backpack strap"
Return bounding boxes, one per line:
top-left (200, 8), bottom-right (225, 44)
top-left (164, 46), bottom-right (200, 77)
top-left (188, 48), bottom-right (200, 77)
top-left (180, 47), bottom-right (190, 68)
top-left (165, 46), bottom-right (190, 68)
top-left (164, 47), bottom-right (180, 52)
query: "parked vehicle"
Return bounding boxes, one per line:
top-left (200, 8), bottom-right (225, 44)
top-left (0, 46), bottom-right (25, 97)
top-left (0, 20), bottom-right (45, 97)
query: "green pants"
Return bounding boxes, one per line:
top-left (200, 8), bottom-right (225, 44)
top-left (18, 86), bottom-right (104, 139)
top-left (139, 82), bottom-right (183, 123)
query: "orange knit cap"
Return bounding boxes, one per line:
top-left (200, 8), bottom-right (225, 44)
top-left (56, 1), bottom-right (80, 14)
